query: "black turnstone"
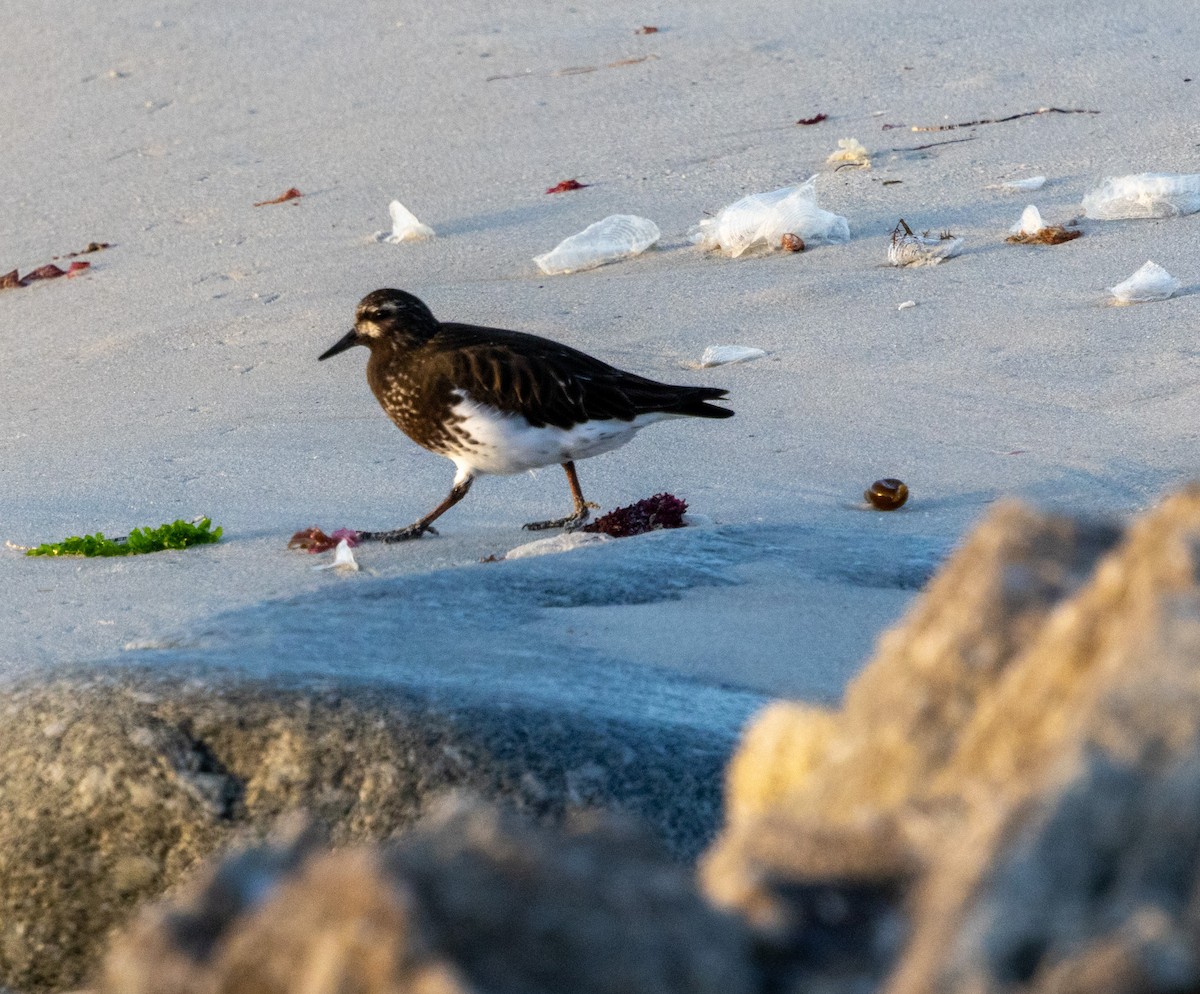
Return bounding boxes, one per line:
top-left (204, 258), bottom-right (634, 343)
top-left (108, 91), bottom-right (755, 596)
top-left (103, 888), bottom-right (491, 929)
top-left (318, 289), bottom-right (734, 541)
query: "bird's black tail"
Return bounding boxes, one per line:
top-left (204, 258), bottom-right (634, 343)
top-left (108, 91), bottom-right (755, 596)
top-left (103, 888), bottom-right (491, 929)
top-left (673, 386), bottom-right (734, 419)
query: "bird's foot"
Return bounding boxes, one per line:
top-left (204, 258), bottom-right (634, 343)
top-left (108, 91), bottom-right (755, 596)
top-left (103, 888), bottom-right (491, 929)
top-left (522, 508), bottom-right (591, 532)
top-left (358, 522), bottom-right (439, 543)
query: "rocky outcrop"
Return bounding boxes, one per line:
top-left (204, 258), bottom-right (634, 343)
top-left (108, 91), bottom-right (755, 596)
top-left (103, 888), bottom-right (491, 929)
top-left (703, 488), bottom-right (1200, 994)
top-left (0, 675), bottom-right (732, 993)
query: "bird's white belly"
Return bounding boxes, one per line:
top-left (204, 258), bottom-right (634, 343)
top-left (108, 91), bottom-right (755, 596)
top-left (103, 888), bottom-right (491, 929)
top-left (444, 394), bottom-right (672, 478)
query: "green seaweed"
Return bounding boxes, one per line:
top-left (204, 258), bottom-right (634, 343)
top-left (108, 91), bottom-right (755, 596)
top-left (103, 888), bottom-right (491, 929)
top-left (26, 518), bottom-right (222, 557)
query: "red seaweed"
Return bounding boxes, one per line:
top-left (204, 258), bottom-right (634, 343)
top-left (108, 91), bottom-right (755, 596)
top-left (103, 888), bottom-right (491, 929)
top-left (582, 493), bottom-right (688, 538)
top-left (545, 179), bottom-right (589, 194)
top-left (254, 187), bottom-right (303, 207)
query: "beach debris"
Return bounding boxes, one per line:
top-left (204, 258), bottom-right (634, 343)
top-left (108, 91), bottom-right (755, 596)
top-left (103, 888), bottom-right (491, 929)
top-left (1006, 206), bottom-right (1081, 245)
top-left (1, 258), bottom-right (94, 291)
top-left (312, 539), bottom-right (359, 572)
top-left (500, 531), bottom-right (613, 561)
top-left (888, 219), bottom-right (963, 267)
top-left (901, 107), bottom-right (1098, 133)
top-left (696, 345), bottom-right (767, 368)
top-left (635, 25), bottom-right (659, 34)
top-left (1082, 173), bottom-right (1200, 220)
top-left (898, 300), bottom-right (917, 311)
top-left (376, 200), bottom-right (435, 243)
top-left (56, 242), bottom-right (111, 258)
top-left (534, 214), bottom-right (660, 274)
top-left (865, 479), bottom-right (909, 511)
top-left (253, 187), bottom-right (302, 207)
top-left (1108, 261), bottom-right (1180, 305)
top-left (692, 176), bottom-right (850, 257)
top-left (882, 179), bottom-right (903, 186)
top-left (22, 263), bottom-right (69, 282)
top-left (25, 518), bottom-right (222, 557)
top-left (796, 113), bottom-right (828, 126)
top-left (288, 527), bottom-right (361, 554)
top-left (582, 493), bottom-right (689, 538)
top-left (780, 233), bottom-right (805, 252)
top-left (894, 135), bottom-right (979, 153)
top-left (607, 54), bottom-right (656, 68)
top-left (545, 179), bottom-right (589, 194)
top-left (988, 175), bottom-right (1047, 192)
top-left (826, 137), bottom-right (870, 169)
top-left (1010, 205), bottom-right (1047, 235)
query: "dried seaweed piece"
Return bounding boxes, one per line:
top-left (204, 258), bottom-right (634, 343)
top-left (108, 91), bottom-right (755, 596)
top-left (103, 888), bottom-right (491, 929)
top-left (58, 242), bottom-right (112, 258)
top-left (288, 527), bottom-right (359, 553)
top-left (909, 107), bottom-right (1098, 133)
top-left (865, 479), bottom-right (908, 511)
top-left (288, 527), bottom-right (335, 552)
top-left (796, 113), bottom-right (828, 126)
top-left (0, 270), bottom-right (20, 290)
top-left (635, 25), bottom-right (658, 34)
top-left (892, 135), bottom-right (979, 153)
top-left (253, 187), bottom-right (302, 207)
top-left (1007, 226), bottom-right (1082, 245)
top-left (66, 261), bottom-right (91, 276)
top-left (582, 493), bottom-right (688, 538)
top-left (21, 264), bottom-right (67, 283)
top-left (607, 54), bottom-right (657, 68)
top-left (545, 179), bottom-right (589, 194)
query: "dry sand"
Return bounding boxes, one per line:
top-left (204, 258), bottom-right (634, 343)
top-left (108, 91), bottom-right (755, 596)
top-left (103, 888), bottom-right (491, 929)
top-left (2, 0), bottom-right (1197, 722)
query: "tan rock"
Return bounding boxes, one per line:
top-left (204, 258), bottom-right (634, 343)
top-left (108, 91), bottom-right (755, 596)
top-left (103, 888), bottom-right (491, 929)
top-left (102, 796), bottom-right (755, 994)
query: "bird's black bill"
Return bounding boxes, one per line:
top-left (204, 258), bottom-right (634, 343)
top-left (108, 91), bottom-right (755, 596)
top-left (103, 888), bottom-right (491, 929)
top-left (318, 329), bottom-right (359, 361)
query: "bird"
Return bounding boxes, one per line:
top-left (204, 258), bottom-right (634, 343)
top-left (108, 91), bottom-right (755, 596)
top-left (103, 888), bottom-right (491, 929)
top-left (318, 288), bottom-right (734, 542)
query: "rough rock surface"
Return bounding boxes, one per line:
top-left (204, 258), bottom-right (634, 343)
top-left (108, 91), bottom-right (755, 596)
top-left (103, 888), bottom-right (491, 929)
top-left (703, 488), bottom-right (1200, 994)
top-left (0, 673), bottom-right (732, 993)
top-left (101, 795), bottom-right (756, 994)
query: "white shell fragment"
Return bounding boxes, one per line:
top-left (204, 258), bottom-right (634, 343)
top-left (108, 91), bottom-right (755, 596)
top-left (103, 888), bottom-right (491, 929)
top-left (697, 345), bottom-right (767, 368)
top-left (1010, 205), bottom-right (1048, 236)
top-left (313, 539), bottom-right (360, 572)
top-left (826, 138), bottom-right (870, 169)
top-left (1108, 261), bottom-right (1181, 305)
top-left (503, 531), bottom-right (613, 560)
top-left (897, 300), bottom-right (917, 311)
top-left (534, 215), bottom-right (660, 275)
top-left (888, 231), bottom-right (963, 267)
top-left (988, 176), bottom-right (1047, 192)
top-left (376, 200), bottom-right (435, 243)
top-left (691, 176), bottom-right (850, 258)
top-left (1082, 173), bottom-right (1200, 220)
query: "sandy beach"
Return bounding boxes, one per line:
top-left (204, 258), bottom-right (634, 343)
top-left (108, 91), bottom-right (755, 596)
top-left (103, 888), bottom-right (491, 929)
top-left (3, 0), bottom-right (1198, 708)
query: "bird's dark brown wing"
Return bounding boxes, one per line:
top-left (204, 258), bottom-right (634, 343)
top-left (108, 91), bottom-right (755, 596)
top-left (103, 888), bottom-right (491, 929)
top-left (426, 323), bottom-right (731, 429)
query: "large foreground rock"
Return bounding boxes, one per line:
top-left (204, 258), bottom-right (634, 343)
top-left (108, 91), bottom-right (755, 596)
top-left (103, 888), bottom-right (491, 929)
top-left (100, 796), bottom-right (756, 994)
top-left (703, 488), bottom-right (1200, 994)
top-left (0, 672), bottom-right (734, 993)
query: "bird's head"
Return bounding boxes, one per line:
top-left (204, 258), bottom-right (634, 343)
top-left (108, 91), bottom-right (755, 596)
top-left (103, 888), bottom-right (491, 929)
top-left (318, 289), bottom-right (439, 361)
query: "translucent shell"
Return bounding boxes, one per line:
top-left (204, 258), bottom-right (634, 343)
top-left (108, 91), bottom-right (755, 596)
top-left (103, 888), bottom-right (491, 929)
top-left (534, 215), bottom-right (661, 275)
top-left (865, 479), bottom-right (909, 511)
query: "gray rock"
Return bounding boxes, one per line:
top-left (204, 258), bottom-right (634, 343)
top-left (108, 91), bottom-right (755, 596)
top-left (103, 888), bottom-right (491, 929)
top-left (0, 671), bottom-right (734, 993)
